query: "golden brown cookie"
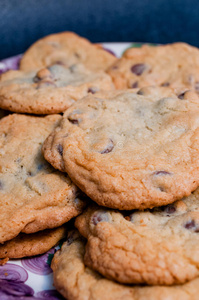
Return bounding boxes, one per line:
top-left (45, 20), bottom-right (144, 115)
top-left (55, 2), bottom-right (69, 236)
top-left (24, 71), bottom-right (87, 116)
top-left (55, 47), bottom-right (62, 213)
top-left (107, 43), bottom-right (199, 94)
top-left (51, 230), bottom-right (199, 300)
top-left (0, 63), bottom-right (113, 114)
top-left (0, 225), bottom-right (67, 260)
top-left (43, 88), bottom-right (199, 210)
top-left (0, 114), bottom-right (87, 244)
top-left (75, 189), bottom-right (199, 285)
top-left (20, 32), bottom-right (116, 72)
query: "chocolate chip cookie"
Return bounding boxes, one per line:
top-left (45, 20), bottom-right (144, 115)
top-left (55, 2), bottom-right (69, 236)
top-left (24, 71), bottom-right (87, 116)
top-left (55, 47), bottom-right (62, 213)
top-left (0, 225), bottom-right (67, 260)
top-left (43, 88), bottom-right (199, 210)
top-left (0, 114), bottom-right (86, 244)
top-left (75, 187), bottom-right (199, 285)
top-left (0, 63), bottom-right (113, 114)
top-left (20, 32), bottom-right (116, 72)
top-left (51, 230), bottom-right (199, 300)
top-left (107, 43), bottom-right (199, 94)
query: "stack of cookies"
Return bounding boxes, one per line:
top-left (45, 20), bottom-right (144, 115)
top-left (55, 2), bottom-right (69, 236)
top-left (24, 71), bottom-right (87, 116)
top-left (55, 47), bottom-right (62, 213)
top-left (1, 32), bottom-right (199, 300)
top-left (0, 32), bottom-right (115, 263)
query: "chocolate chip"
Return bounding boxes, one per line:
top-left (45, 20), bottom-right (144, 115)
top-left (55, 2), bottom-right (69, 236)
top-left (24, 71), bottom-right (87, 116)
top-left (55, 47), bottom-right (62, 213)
top-left (111, 65), bottom-right (118, 70)
top-left (91, 211), bottom-right (109, 225)
top-left (57, 144), bottom-right (63, 156)
top-left (161, 82), bottom-right (170, 87)
top-left (178, 92), bottom-right (186, 99)
top-left (88, 87), bottom-right (99, 94)
top-left (178, 93), bottom-right (185, 100)
top-left (100, 139), bottom-right (114, 154)
top-left (137, 89), bottom-right (144, 95)
top-left (68, 118), bottom-right (79, 124)
top-left (158, 186), bottom-right (165, 192)
top-left (54, 61), bottom-right (65, 66)
top-left (153, 171), bottom-right (172, 176)
top-left (184, 220), bottom-right (199, 232)
top-left (34, 68), bottom-right (53, 82)
top-left (131, 64), bottom-right (146, 76)
top-left (67, 110), bottom-right (82, 125)
top-left (68, 115), bottom-right (79, 125)
top-left (131, 81), bottom-right (138, 88)
top-left (163, 204), bottom-right (176, 214)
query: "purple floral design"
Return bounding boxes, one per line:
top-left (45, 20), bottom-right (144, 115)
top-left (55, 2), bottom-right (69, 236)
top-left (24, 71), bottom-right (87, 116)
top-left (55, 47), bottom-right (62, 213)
top-left (0, 54), bottom-right (22, 75)
top-left (0, 263), bottom-right (62, 299)
top-left (0, 263), bottom-right (40, 299)
top-left (0, 263), bottom-right (28, 282)
top-left (21, 249), bottom-right (55, 275)
top-left (0, 281), bottom-right (36, 299)
top-left (36, 290), bottom-right (64, 300)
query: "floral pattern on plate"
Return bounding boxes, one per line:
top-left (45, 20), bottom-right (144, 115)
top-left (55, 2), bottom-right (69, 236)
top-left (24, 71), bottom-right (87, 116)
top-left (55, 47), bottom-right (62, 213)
top-left (0, 256), bottom-right (63, 299)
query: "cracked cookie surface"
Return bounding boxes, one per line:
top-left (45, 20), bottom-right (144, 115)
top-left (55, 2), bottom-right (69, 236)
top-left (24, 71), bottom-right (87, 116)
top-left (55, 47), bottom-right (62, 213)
top-left (20, 32), bottom-right (116, 72)
top-left (43, 88), bottom-right (199, 210)
top-left (75, 189), bottom-right (199, 285)
top-left (107, 43), bottom-right (199, 94)
top-left (51, 230), bottom-right (199, 300)
top-left (0, 63), bottom-right (113, 114)
top-left (0, 225), bottom-right (67, 260)
top-left (0, 114), bottom-right (86, 243)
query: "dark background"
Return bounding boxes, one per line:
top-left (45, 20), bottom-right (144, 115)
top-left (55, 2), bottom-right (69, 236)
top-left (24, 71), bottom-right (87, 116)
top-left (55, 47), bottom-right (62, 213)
top-left (0, 0), bottom-right (199, 59)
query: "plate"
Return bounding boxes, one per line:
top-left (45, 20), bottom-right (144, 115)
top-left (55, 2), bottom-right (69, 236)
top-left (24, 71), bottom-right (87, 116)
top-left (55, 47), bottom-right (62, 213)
top-left (0, 42), bottom-right (138, 299)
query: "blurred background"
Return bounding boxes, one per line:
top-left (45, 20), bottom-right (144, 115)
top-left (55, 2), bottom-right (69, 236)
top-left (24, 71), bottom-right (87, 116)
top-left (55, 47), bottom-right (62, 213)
top-left (0, 0), bottom-right (199, 59)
